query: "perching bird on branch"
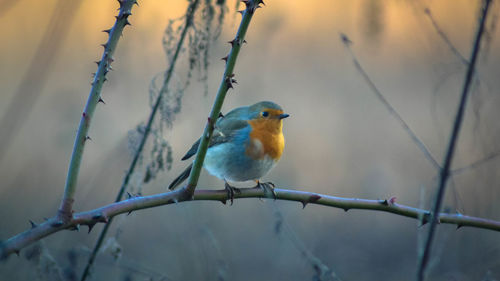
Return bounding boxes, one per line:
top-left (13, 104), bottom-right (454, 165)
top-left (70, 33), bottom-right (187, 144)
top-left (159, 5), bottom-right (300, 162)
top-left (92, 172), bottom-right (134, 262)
top-left (168, 101), bottom-right (289, 201)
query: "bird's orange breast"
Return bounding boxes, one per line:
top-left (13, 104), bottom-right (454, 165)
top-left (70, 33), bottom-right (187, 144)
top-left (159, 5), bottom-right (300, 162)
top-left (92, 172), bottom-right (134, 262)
top-left (246, 116), bottom-right (285, 160)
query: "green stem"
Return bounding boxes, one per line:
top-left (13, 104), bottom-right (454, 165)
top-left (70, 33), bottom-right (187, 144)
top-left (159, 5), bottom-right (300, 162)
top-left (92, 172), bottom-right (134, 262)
top-left (57, 0), bottom-right (137, 221)
top-left (79, 1), bottom-right (201, 280)
top-left (184, 0), bottom-right (263, 195)
top-left (3, 187), bottom-right (500, 259)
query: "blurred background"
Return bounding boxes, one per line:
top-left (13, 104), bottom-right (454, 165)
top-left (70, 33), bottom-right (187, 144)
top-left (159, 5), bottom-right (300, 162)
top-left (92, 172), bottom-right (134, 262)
top-left (1, 0), bottom-right (500, 280)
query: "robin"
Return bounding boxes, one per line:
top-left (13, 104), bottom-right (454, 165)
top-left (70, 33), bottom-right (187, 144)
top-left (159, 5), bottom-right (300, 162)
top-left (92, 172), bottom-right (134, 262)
top-left (168, 101), bottom-right (289, 201)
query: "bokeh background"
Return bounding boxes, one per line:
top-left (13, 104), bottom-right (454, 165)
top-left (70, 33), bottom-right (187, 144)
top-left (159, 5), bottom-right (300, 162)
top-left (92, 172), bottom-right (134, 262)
top-left (1, 0), bottom-right (500, 280)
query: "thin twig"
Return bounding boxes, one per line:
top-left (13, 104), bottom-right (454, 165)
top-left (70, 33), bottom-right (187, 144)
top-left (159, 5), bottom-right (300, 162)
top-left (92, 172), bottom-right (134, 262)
top-left (2, 187), bottom-right (500, 259)
top-left (340, 34), bottom-right (441, 170)
top-left (451, 151), bottom-right (500, 175)
top-left (57, 0), bottom-right (137, 222)
top-left (416, 1), bottom-right (492, 280)
top-left (424, 8), bottom-right (469, 65)
top-left (184, 0), bottom-right (264, 195)
top-left (79, 1), bottom-right (201, 280)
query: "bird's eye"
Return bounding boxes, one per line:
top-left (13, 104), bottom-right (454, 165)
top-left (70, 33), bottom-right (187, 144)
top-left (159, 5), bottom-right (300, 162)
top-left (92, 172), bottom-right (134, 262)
top-left (261, 111), bottom-right (269, 117)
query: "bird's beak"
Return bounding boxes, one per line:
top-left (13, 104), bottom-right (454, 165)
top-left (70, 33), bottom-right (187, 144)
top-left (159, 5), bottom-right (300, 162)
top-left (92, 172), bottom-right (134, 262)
top-left (279, 113), bottom-right (290, 120)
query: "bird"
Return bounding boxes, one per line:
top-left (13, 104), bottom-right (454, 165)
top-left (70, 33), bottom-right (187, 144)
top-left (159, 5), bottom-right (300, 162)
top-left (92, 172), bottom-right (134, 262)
top-left (168, 101), bottom-right (289, 202)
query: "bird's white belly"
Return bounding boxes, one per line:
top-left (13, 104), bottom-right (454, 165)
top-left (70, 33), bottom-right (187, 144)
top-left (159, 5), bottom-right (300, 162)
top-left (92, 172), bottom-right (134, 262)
top-left (203, 142), bottom-right (277, 182)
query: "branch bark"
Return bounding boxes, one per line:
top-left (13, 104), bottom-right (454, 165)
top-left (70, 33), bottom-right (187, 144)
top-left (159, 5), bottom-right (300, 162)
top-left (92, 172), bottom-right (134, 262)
top-left (2, 187), bottom-right (500, 259)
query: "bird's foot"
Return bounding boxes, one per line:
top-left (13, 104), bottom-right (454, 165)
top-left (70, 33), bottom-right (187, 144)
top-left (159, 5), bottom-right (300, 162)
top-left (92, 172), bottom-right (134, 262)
top-left (224, 181), bottom-right (241, 205)
top-left (256, 181), bottom-right (277, 200)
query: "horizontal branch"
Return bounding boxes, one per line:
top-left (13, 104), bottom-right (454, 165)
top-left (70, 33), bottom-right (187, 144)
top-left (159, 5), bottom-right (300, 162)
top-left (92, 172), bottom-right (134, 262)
top-left (2, 187), bottom-right (499, 259)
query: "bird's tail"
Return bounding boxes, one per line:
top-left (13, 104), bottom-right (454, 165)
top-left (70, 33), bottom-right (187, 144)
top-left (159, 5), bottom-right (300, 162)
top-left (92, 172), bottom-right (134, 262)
top-left (168, 163), bottom-right (193, 190)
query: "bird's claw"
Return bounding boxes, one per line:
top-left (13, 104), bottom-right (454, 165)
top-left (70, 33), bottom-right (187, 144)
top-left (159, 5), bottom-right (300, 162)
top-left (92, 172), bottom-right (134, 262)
top-left (257, 181), bottom-right (277, 200)
top-left (224, 181), bottom-right (241, 205)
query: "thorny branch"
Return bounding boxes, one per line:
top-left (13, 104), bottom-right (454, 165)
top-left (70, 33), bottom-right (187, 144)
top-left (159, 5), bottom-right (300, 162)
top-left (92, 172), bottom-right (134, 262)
top-left (2, 187), bottom-right (500, 259)
top-left (79, 1), bottom-right (201, 280)
top-left (183, 0), bottom-right (265, 195)
top-left (57, 0), bottom-right (138, 222)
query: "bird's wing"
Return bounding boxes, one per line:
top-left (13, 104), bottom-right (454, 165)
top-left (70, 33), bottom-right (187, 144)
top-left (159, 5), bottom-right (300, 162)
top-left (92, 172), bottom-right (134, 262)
top-left (180, 118), bottom-right (249, 161)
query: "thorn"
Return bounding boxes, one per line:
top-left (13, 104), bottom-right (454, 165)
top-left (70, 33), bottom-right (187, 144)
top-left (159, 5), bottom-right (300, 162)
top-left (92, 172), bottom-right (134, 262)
top-left (301, 201), bottom-right (307, 209)
top-left (237, 10), bottom-right (244, 15)
top-left (301, 195), bottom-right (321, 208)
top-left (85, 136), bottom-right (92, 141)
top-left (29, 220), bottom-right (37, 228)
top-left (98, 97), bottom-right (105, 104)
top-left (309, 194), bottom-right (321, 204)
top-left (92, 213), bottom-right (108, 223)
top-left (456, 224), bottom-right (463, 230)
top-left (225, 74), bottom-right (236, 89)
top-left (380, 199), bottom-right (389, 206)
top-left (228, 39), bottom-right (236, 46)
top-left (221, 55), bottom-right (228, 62)
top-left (344, 208), bottom-right (349, 212)
top-left (243, 39), bottom-right (247, 44)
top-left (133, 0), bottom-right (139, 6)
top-left (220, 199), bottom-right (227, 205)
top-left (242, 0), bottom-right (250, 8)
top-left (95, 61), bottom-right (100, 66)
top-left (87, 223), bottom-right (96, 233)
top-left (102, 29), bottom-right (111, 34)
top-left (124, 19), bottom-right (131, 26)
top-left (101, 43), bottom-right (107, 49)
top-left (126, 192), bottom-right (132, 199)
top-left (259, 0), bottom-right (265, 5)
top-left (419, 214), bottom-right (430, 227)
top-left (218, 112), bottom-right (225, 118)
